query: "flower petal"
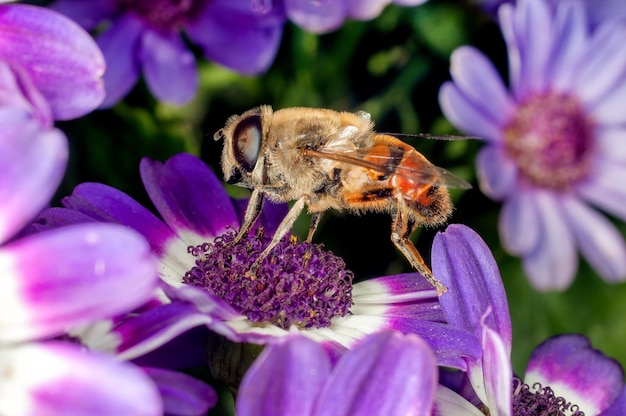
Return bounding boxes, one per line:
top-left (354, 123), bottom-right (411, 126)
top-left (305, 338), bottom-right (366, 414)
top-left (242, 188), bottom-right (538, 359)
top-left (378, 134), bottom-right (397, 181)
top-left (600, 385), bottom-right (626, 416)
top-left (139, 154), bottom-right (239, 244)
top-left (0, 110), bottom-right (67, 244)
top-left (285, 0), bottom-right (346, 33)
top-left (479, 315), bottom-right (512, 416)
top-left (314, 331), bottom-right (437, 416)
top-left (0, 342), bottom-right (162, 416)
top-left (501, 0), bottom-right (553, 98)
top-left (139, 28), bottom-right (197, 105)
top-left (561, 196), bottom-right (626, 282)
top-left (49, 0), bottom-right (117, 31)
top-left (438, 82), bottom-right (504, 142)
top-left (476, 145), bottom-right (518, 200)
top-left (433, 224), bottom-right (512, 350)
top-left (548, 0), bottom-right (588, 91)
top-left (574, 21), bottom-right (626, 108)
top-left (449, 46), bottom-right (515, 128)
top-left (96, 14), bottom-right (142, 108)
top-left (113, 298), bottom-right (236, 361)
top-left (186, 0), bottom-right (284, 74)
top-left (57, 182), bottom-right (179, 257)
top-left (143, 367), bottom-right (217, 416)
top-left (0, 224), bottom-right (157, 343)
top-left (524, 335), bottom-right (624, 416)
top-left (237, 335), bottom-right (331, 416)
top-left (498, 188), bottom-right (541, 255)
top-left (346, 0), bottom-right (390, 20)
top-left (433, 385), bottom-right (485, 416)
top-left (587, 75), bottom-right (626, 126)
top-left (577, 159), bottom-right (626, 222)
top-left (0, 4), bottom-right (105, 119)
top-left (522, 190), bottom-right (578, 291)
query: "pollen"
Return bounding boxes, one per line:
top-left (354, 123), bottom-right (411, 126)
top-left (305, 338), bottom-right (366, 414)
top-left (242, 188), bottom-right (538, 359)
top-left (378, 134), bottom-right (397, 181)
top-left (503, 92), bottom-right (594, 190)
top-left (183, 228), bottom-right (354, 329)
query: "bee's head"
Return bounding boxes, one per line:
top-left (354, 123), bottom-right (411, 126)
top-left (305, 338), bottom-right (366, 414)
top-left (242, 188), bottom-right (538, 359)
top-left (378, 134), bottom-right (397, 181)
top-left (215, 106), bottom-right (269, 187)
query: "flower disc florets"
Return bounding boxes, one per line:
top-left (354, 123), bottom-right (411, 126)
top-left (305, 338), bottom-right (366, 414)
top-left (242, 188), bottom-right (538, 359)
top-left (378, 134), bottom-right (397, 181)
top-left (512, 377), bottom-right (585, 416)
top-left (115, 0), bottom-right (205, 31)
top-left (503, 92), bottom-right (594, 190)
top-left (183, 229), bottom-right (354, 330)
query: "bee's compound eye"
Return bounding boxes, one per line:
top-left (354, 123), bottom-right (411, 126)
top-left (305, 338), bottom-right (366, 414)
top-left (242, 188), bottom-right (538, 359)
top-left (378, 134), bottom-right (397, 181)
top-left (233, 114), bottom-right (262, 172)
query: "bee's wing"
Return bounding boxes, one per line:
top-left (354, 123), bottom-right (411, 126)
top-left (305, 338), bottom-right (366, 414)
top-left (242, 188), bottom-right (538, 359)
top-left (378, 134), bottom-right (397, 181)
top-left (304, 148), bottom-right (472, 190)
top-left (380, 132), bottom-right (480, 141)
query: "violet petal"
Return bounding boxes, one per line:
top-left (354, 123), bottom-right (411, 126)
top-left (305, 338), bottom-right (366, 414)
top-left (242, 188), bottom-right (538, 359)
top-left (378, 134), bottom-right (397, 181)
top-left (285, 0), bottom-right (346, 33)
top-left (96, 14), bottom-right (143, 108)
top-left (0, 224), bottom-right (157, 343)
top-left (314, 331), bottom-right (437, 416)
top-left (143, 367), bottom-right (217, 416)
top-left (522, 190), bottom-right (578, 291)
top-left (139, 154), bottom-right (239, 242)
top-left (49, 0), bottom-right (117, 31)
top-left (0, 109), bottom-right (67, 244)
top-left (0, 4), bottom-right (105, 119)
top-left (498, 188), bottom-right (541, 255)
top-left (0, 342), bottom-right (162, 416)
top-left (525, 335), bottom-right (624, 415)
top-left (476, 145), bottom-right (518, 200)
top-left (237, 335), bottom-right (331, 416)
top-left (139, 28), bottom-right (198, 105)
top-left (438, 81), bottom-right (503, 142)
top-left (186, 0), bottom-right (284, 74)
top-left (433, 224), bottom-right (511, 349)
top-left (561, 196), bottom-right (626, 281)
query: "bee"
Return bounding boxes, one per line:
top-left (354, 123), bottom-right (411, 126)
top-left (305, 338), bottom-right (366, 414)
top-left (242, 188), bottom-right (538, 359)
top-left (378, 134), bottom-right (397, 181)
top-left (214, 106), bottom-right (471, 295)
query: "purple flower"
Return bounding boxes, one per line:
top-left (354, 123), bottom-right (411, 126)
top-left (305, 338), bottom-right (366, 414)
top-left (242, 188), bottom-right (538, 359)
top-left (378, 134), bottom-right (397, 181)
top-left (37, 153), bottom-right (481, 370)
top-left (476, 0), bottom-right (626, 28)
top-left (50, 0), bottom-right (285, 107)
top-left (430, 225), bottom-right (626, 415)
top-left (0, 4), bottom-right (105, 120)
top-left (439, 0), bottom-right (626, 290)
top-left (284, 0), bottom-right (428, 33)
top-left (0, 6), bottom-right (217, 414)
top-left (236, 331), bottom-right (438, 416)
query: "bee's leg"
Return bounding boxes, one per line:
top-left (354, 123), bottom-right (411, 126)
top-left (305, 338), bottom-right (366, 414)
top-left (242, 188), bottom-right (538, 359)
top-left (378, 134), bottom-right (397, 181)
top-left (234, 188), bottom-right (265, 244)
top-left (249, 197), bottom-right (307, 272)
top-left (306, 212), bottom-right (323, 242)
top-left (390, 201), bottom-right (447, 296)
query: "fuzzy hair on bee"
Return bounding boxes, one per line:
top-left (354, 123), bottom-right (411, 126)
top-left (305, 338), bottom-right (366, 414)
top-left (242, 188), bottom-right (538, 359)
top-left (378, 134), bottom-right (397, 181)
top-left (214, 105), bottom-right (471, 295)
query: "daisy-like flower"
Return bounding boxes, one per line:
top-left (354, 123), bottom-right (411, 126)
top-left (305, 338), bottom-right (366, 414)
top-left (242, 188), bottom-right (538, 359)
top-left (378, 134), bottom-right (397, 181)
top-left (439, 0), bottom-right (626, 290)
top-left (49, 0), bottom-right (286, 107)
top-left (236, 330), bottom-right (438, 416)
top-left (284, 0), bottom-right (428, 34)
top-left (476, 0), bottom-right (626, 28)
top-left (37, 153), bottom-right (481, 371)
top-left (431, 224), bottom-right (626, 415)
top-left (0, 5), bottom-right (173, 413)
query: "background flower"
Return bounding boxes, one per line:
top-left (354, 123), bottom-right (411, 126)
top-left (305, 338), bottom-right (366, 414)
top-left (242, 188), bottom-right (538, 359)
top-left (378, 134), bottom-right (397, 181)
top-left (236, 331), bottom-right (438, 416)
top-left (285, 0), bottom-right (429, 33)
top-left (50, 0), bottom-right (285, 107)
top-left (439, 0), bottom-right (626, 290)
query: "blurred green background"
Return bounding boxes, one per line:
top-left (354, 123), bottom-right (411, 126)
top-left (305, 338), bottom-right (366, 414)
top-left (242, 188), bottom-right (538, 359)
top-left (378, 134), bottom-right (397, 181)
top-left (51, 0), bottom-right (626, 380)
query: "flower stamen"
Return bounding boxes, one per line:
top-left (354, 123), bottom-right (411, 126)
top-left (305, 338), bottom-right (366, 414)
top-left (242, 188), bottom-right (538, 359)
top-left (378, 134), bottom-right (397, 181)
top-left (512, 376), bottom-right (585, 416)
top-left (503, 92), bottom-right (594, 190)
top-left (183, 229), bottom-right (354, 329)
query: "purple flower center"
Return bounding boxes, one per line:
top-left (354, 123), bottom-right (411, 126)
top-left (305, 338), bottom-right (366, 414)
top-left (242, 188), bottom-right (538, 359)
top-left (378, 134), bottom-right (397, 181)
top-left (512, 377), bottom-right (584, 416)
top-left (115, 0), bottom-right (206, 31)
top-left (503, 93), bottom-right (594, 190)
top-left (183, 229), bottom-right (354, 329)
